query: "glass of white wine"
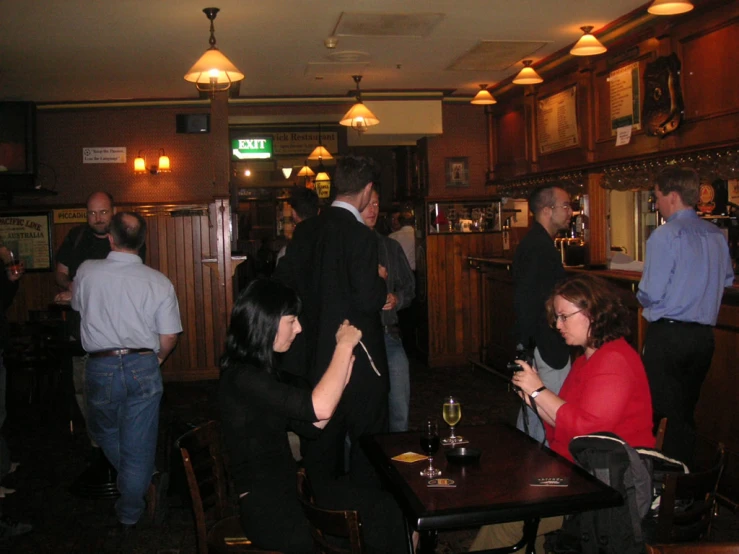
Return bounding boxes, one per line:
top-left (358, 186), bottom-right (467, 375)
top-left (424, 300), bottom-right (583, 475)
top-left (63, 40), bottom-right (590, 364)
top-left (442, 395), bottom-right (462, 445)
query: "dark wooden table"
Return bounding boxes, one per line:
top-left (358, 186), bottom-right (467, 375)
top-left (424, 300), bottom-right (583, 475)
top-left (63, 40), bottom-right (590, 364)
top-left (361, 423), bottom-right (622, 554)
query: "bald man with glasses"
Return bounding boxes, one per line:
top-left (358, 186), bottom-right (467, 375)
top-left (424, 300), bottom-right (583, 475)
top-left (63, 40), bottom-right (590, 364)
top-left (511, 183), bottom-right (573, 444)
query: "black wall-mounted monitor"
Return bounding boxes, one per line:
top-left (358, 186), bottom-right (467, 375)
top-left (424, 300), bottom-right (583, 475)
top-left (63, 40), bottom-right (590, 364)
top-left (0, 102), bottom-right (36, 177)
top-left (176, 113), bottom-right (210, 134)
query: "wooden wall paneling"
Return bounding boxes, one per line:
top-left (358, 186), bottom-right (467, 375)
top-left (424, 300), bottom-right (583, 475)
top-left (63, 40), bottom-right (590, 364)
top-left (426, 235), bottom-right (444, 360)
top-left (494, 107), bottom-right (527, 179)
top-left (444, 235), bottom-right (456, 358)
top-left (215, 199), bottom-right (231, 360)
top-left (586, 173), bottom-right (608, 266)
top-left (200, 209), bottom-right (216, 370)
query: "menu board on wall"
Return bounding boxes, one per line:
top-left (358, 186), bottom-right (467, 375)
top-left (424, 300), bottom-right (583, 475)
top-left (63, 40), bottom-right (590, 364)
top-left (537, 86), bottom-right (579, 155)
top-left (0, 212), bottom-right (52, 271)
top-left (610, 61), bottom-right (641, 135)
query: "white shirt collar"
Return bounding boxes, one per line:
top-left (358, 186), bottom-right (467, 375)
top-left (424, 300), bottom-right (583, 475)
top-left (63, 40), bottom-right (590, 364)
top-left (331, 200), bottom-right (363, 223)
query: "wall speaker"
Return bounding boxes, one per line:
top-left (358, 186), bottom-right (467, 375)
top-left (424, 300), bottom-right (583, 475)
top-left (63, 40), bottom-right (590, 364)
top-left (176, 114), bottom-right (210, 134)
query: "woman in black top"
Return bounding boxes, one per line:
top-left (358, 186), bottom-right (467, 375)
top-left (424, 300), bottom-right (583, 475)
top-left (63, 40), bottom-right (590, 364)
top-left (219, 279), bottom-right (407, 554)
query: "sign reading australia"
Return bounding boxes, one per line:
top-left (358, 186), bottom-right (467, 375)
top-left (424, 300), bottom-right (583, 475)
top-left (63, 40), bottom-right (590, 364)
top-left (232, 138), bottom-right (273, 159)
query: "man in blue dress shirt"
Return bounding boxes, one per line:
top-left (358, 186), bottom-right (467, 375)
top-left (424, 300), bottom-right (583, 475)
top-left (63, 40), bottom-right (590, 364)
top-left (638, 167), bottom-right (734, 465)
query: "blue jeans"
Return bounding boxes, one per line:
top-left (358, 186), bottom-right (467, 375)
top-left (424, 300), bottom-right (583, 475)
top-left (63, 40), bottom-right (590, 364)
top-left (385, 333), bottom-right (410, 432)
top-left (85, 352), bottom-right (163, 525)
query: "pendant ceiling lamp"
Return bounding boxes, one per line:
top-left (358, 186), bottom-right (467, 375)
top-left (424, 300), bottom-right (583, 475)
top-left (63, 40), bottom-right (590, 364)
top-left (314, 163), bottom-right (331, 199)
top-left (339, 75), bottom-right (380, 134)
top-left (296, 161), bottom-right (315, 178)
top-left (512, 60), bottom-right (543, 85)
top-left (647, 0), bottom-right (694, 15)
top-left (184, 7), bottom-right (244, 95)
top-left (470, 84), bottom-right (497, 105)
top-left (308, 124), bottom-right (333, 161)
top-left (570, 26), bottom-right (607, 56)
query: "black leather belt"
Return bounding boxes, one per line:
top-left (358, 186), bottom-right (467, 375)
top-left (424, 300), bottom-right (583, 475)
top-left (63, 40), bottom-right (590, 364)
top-left (383, 324), bottom-right (401, 335)
top-left (89, 348), bottom-right (154, 358)
top-left (655, 318), bottom-right (711, 328)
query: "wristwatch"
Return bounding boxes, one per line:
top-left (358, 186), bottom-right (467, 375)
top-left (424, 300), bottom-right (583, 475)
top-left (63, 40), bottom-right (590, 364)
top-left (530, 386), bottom-right (547, 399)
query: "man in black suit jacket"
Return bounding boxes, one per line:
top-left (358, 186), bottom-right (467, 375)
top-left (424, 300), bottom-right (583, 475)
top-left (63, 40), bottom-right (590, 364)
top-left (512, 183), bottom-right (573, 443)
top-left (275, 155), bottom-right (389, 481)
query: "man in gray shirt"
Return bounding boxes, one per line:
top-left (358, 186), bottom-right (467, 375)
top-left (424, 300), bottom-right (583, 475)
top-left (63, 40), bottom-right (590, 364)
top-left (361, 187), bottom-right (415, 431)
top-left (72, 212), bottom-right (181, 532)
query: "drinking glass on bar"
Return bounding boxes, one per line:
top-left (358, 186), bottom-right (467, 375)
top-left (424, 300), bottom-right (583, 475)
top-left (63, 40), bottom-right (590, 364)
top-left (419, 417), bottom-right (442, 478)
top-left (442, 395), bottom-right (462, 445)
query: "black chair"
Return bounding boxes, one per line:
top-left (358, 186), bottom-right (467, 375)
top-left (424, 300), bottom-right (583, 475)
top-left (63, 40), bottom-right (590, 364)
top-left (176, 420), bottom-right (281, 554)
top-left (296, 467), bottom-right (365, 554)
top-left (650, 443), bottom-right (725, 544)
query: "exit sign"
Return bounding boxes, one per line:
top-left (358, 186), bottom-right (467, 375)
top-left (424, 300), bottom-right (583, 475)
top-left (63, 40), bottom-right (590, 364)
top-left (232, 138), bottom-right (272, 159)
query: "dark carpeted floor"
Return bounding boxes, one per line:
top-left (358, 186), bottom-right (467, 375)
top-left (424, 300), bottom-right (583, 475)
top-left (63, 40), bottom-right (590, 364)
top-left (2, 359), bottom-right (737, 553)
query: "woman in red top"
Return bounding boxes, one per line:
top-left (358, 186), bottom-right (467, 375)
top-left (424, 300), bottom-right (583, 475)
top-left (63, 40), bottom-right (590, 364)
top-left (514, 273), bottom-right (655, 459)
top-left (471, 274), bottom-right (654, 552)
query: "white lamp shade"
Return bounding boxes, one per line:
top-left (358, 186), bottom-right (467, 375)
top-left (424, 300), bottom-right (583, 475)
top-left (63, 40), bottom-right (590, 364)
top-left (281, 167), bottom-right (293, 179)
top-left (648, 0), bottom-right (694, 15)
top-left (512, 65), bottom-right (543, 85)
top-left (134, 156), bottom-right (146, 174)
top-left (471, 89), bottom-right (497, 105)
top-left (570, 33), bottom-right (607, 56)
top-left (308, 146), bottom-right (333, 160)
top-left (184, 48), bottom-right (244, 85)
top-left (339, 102), bottom-right (380, 129)
top-left (158, 155), bottom-right (171, 173)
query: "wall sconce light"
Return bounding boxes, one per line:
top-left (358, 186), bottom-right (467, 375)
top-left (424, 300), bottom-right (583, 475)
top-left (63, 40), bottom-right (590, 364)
top-left (134, 149), bottom-right (171, 175)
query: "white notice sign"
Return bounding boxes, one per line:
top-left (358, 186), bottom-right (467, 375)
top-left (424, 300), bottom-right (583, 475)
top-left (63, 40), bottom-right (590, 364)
top-left (615, 125), bottom-right (632, 146)
top-left (537, 87), bottom-right (579, 155)
top-left (83, 147), bottom-right (127, 164)
top-left (610, 62), bottom-right (641, 135)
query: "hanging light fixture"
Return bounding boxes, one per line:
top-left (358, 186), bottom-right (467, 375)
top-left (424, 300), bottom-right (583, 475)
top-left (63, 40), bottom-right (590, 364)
top-left (470, 84), bottom-right (497, 105)
top-left (647, 0), bottom-right (694, 15)
top-left (308, 124), bottom-right (333, 161)
top-left (184, 8), bottom-right (245, 95)
top-left (296, 161), bottom-right (315, 178)
top-left (339, 75), bottom-right (380, 134)
top-left (570, 26), bottom-right (607, 56)
top-left (512, 60), bottom-right (543, 85)
top-left (314, 163), bottom-right (331, 199)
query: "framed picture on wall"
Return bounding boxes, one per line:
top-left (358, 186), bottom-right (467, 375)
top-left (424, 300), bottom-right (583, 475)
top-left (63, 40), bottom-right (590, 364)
top-left (445, 157), bottom-right (469, 188)
top-left (0, 211), bottom-right (53, 271)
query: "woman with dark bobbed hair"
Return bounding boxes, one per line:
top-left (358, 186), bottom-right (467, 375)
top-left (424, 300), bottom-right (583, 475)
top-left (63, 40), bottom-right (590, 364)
top-left (471, 274), bottom-right (654, 551)
top-left (219, 279), bottom-right (407, 554)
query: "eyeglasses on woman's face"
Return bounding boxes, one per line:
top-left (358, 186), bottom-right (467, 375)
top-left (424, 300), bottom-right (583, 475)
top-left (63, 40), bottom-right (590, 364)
top-left (555, 308), bottom-right (583, 323)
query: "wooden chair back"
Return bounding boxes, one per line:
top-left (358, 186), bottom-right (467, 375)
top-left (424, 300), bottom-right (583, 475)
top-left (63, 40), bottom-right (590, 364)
top-left (647, 543), bottom-right (739, 554)
top-left (177, 420), bottom-right (280, 554)
top-left (653, 442), bottom-right (725, 544)
top-left (296, 467), bottom-right (364, 554)
top-left (655, 417), bottom-right (667, 452)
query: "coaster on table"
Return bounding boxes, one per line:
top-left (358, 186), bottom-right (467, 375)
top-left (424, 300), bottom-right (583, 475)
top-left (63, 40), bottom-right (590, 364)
top-left (427, 478), bottom-right (456, 488)
top-left (391, 452), bottom-right (429, 464)
top-left (530, 477), bottom-right (569, 487)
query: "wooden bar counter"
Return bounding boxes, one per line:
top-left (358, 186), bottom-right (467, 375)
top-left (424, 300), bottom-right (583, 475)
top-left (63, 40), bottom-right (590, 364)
top-left (467, 256), bottom-right (739, 504)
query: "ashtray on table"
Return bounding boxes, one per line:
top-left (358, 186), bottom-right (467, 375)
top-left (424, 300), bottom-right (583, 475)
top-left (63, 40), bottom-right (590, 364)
top-left (445, 447), bottom-right (481, 465)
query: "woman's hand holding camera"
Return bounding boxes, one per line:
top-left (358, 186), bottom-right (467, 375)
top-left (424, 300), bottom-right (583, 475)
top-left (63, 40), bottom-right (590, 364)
top-left (511, 360), bottom-right (544, 399)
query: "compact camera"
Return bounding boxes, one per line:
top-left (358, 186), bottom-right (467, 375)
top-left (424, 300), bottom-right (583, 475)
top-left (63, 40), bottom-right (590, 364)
top-left (508, 346), bottom-right (534, 391)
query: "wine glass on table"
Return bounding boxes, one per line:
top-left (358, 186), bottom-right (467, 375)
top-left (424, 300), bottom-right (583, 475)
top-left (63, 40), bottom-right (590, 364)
top-left (442, 395), bottom-right (462, 445)
top-left (419, 417), bottom-right (442, 478)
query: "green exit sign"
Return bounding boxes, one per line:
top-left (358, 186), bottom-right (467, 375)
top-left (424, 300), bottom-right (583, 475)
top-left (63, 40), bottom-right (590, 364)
top-left (232, 138), bottom-right (272, 159)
